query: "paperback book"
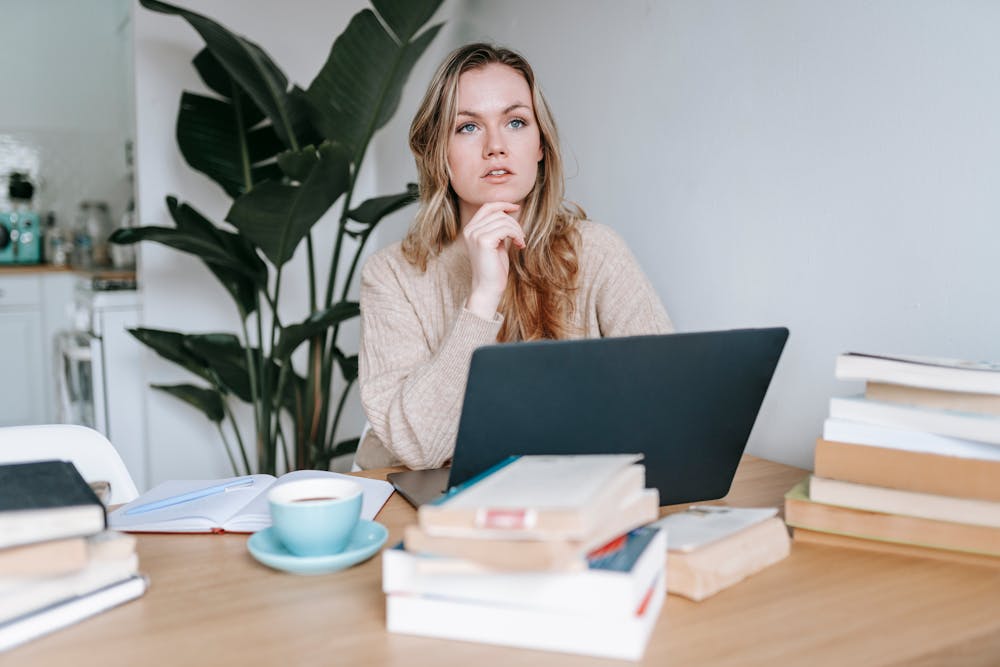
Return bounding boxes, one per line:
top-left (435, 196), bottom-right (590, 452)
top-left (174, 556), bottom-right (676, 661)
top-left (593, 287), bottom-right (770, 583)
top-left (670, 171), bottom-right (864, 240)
top-left (384, 526), bottom-right (665, 614)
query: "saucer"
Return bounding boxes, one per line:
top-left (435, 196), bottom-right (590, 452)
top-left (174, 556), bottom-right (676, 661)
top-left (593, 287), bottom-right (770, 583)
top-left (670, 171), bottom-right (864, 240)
top-left (247, 519), bottom-right (388, 575)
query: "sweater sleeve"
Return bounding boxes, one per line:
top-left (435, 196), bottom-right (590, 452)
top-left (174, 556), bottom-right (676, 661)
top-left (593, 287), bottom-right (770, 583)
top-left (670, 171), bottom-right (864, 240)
top-left (589, 225), bottom-right (674, 337)
top-left (358, 253), bottom-right (502, 469)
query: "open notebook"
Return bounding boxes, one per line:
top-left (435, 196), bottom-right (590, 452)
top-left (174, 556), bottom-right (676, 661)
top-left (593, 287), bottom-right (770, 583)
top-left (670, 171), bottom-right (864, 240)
top-left (108, 470), bottom-right (394, 533)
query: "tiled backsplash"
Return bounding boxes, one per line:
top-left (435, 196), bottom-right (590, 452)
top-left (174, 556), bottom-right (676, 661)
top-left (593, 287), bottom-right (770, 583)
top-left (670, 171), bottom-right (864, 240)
top-left (0, 128), bottom-right (133, 236)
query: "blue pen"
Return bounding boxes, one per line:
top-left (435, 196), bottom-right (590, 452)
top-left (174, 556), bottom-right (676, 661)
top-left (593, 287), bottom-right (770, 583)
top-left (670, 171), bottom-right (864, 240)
top-left (124, 477), bottom-right (256, 515)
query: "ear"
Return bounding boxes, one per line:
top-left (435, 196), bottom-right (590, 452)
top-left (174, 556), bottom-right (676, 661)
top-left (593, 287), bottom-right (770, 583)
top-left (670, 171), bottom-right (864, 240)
top-left (537, 144), bottom-right (544, 163)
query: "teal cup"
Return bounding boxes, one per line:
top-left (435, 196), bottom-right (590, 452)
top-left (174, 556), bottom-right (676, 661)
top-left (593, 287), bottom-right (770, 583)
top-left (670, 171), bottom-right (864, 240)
top-left (268, 478), bottom-right (363, 557)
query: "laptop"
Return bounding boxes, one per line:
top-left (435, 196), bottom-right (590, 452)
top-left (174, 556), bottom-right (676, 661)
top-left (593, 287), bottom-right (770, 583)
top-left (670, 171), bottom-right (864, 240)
top-left (388, 327), bottom-right (788, 507)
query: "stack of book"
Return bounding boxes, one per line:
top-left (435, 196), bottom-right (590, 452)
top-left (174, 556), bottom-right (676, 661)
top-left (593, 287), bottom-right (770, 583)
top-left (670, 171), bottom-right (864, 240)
top-left (0, 460), bottom-right (148, 652)
top-left (785, 352), bottom-right (1000, 565)
top-left (384, 454), bottom-right (664, 661)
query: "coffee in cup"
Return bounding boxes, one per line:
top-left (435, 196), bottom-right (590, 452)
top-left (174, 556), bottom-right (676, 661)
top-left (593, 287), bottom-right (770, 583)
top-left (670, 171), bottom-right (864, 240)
top-left (268, 478), bottom-right (363, 556)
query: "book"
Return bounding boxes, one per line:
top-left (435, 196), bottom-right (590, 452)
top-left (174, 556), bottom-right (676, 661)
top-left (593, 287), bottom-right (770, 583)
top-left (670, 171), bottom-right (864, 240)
top-left (809, 475), bottom-right (1000, 528)
top-left (386, 572), bottom-right (665, 661)
top-left (0, 461), bottom-right (106, 549)
top-left (0, 532), bottom-right (137, 624)
top-left (418, 454), bottom-right (644, 539)
top-left (814, 438), bottom-right (1000, 502)
top-left (650, 505), bottom-right (777, 552)
top-left (383, 527), bottom-right (665, 615)
top-left (784, 479), bottom-right (1000, 557)
top-left (109, 469), bottom-right (393, 533)
top-left (0, 574), bottom-right (148, 652)
top-left (865, 382), bottom-right (1000, 416)
top-left (404, 488), bottom-right (659, 571)
top-left (665, 517), bottom-right (790, 601)
top-left (829, 396), bottom-right (1000, 446)
top-left (835, 352), bottom-right (1000, 395)
top-left (822, 418), bottom-right (1000, 461)
top-left (792, 528), bottom-right (1000, 569)
top-left (0, 538), bottom-right (87, 577)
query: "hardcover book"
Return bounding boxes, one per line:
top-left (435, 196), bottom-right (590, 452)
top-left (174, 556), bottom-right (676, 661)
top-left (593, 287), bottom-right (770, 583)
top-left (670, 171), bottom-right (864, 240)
top-left (0, 461), bottom-right (106, 549)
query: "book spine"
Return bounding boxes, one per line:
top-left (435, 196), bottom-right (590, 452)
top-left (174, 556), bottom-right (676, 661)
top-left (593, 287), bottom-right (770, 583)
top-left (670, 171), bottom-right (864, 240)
top-left (784, 481), bottom-right (1000, 556)
top-left (814, 439), bottom-right (1000, 502)
top-left (808, 475), bottom-right (1000, 528)
top-left (829, 397), bottom-right (1000, 446)
top-left (835, 355), bottom-right (1000, 395)
top-left (792, 528), bottom-right (1000, 569)
top-left (385, 574), bottom-right (665, 661)
top-left (822, 418), bottom-right (1000, 461)
top-left (0, 575), bottom-right (147, 652)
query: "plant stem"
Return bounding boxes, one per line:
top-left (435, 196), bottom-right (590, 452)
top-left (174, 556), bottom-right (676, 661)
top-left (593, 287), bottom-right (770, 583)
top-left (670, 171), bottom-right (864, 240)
top-left (215, 422), bottom-right (241, 477)
top-left (239, 314), bottom-right (261, 471)
top-left (222, 398), bottom-right (251, 475)
top-left (325, 379), bottom-right (355, 455)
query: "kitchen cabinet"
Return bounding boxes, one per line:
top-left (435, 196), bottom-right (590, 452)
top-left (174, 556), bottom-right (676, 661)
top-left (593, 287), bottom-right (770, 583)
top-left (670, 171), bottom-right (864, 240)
top-left (0, 270), bottom-right (76, 426)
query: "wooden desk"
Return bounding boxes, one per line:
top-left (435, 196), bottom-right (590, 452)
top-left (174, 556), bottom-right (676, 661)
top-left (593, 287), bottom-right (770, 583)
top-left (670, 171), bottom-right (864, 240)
top-left (11, 456), bottom-right (1000, 666)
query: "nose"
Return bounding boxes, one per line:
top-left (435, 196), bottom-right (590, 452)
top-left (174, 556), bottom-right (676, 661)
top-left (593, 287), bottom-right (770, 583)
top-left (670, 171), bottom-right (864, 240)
top-left (483, 127), bottom-right (508, 158)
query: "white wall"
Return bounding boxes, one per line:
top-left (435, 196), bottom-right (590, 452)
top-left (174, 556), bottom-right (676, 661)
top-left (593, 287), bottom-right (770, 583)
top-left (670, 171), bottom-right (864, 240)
top-left (371, 0), bottom-right (1000, 469)
top-left (134, 0), bottom-right (376, 485)
top-left (0, 0), bottom-right (132, 230)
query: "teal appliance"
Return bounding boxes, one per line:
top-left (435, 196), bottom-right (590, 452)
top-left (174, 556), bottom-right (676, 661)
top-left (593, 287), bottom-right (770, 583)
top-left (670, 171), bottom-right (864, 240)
top-left (0, 173), bottom-right (42, 264)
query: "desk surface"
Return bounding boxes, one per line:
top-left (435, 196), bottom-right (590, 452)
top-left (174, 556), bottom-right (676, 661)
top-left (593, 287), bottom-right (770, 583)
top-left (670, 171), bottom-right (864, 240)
top-left (11, 456), bottom-right (1000, 667)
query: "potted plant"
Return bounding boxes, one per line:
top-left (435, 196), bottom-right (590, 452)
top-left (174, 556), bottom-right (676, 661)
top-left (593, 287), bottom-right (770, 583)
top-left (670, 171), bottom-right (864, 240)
top-left (112, 0), bottom-right (443, 475)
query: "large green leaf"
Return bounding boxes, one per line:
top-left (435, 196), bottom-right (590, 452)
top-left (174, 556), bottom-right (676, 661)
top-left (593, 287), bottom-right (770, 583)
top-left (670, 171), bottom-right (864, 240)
top-left (372, 0), bottom-right (441, 42)
top-left (305, 5), bottom-right (442, 159)
top-left (345, 183), bottom-right (419, 238)
top-left (274, 302), bottom-right (360, 359)
top-left (152, 383), bottom-right (225, 422)
top-left (140, 0), bottom-right (299, 149)
top-left (183, 334), bottom-right (254, 402)
top-left (177, 91), bottom-right (283, 198)
top-left (225, 141), bottom-right (351, 267)
top-left (129, 328), bottom-right (212, 383)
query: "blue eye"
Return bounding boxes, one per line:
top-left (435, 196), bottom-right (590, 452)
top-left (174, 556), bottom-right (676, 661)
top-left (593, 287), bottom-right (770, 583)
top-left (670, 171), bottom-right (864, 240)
top-left (458, 123), bottom-right (477, 134)
top-left (509, 118), bottom-right (526, 129)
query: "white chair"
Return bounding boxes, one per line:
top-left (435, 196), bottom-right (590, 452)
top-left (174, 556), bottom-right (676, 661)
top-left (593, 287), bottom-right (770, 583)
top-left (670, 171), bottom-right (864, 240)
top-left (0, 424), bottom-right (139, 504)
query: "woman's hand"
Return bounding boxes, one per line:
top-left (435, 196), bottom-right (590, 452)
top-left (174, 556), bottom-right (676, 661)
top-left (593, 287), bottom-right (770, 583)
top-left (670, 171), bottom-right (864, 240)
top-left (462, 201), bottom-right (526, 319)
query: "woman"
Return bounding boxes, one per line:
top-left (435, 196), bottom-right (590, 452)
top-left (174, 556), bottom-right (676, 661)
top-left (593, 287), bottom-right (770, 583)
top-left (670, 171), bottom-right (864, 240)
top-left (356, 43), bottom-right (672, 470)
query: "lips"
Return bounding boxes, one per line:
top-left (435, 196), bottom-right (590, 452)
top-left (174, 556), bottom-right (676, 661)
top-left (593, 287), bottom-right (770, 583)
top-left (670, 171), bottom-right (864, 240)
top-left (481, 167), bottom-right (514, 178)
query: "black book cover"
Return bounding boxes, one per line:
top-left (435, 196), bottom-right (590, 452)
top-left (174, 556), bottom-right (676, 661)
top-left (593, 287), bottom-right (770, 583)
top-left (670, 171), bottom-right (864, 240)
top-left (0, 460), bottom-right (106, 525)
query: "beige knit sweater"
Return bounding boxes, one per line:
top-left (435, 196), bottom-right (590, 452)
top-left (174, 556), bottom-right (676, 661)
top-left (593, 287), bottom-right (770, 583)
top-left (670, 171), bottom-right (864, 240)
top-left (356, 220), bottom-right (673, 470)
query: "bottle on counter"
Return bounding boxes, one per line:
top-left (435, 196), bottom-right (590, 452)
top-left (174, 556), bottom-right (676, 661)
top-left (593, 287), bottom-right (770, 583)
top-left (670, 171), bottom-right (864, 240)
top-left (72, 202), bottom-right (95, 269)
top-left (109, 197), bottom-right (136, 269)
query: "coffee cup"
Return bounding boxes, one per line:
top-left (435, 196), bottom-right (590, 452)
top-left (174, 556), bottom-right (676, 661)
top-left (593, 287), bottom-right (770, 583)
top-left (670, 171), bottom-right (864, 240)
top-left (268, 478), bottom-right (363, 557)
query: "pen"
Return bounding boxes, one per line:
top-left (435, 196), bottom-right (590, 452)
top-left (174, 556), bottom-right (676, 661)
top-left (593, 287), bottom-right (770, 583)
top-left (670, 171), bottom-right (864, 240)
top-left (124, 478), bottom-right (256, 515)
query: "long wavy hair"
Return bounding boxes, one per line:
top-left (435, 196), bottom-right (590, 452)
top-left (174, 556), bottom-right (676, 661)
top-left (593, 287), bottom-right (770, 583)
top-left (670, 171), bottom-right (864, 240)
top-left (402, 43), bottom-right (583, 342)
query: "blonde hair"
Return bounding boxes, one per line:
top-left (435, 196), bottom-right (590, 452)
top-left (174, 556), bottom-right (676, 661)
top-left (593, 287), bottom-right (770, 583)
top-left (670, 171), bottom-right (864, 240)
top-left (403, 43), bottom-right (583, 342)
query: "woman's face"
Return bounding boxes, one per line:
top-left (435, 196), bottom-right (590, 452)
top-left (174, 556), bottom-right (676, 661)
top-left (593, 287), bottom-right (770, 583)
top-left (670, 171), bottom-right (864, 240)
top-left (447, 63), bottom-right (543, 226)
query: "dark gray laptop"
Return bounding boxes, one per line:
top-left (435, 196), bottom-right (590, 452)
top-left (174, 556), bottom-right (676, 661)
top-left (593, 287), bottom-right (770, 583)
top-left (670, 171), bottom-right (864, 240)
top-left (388, 327), bottom-right (788, 507)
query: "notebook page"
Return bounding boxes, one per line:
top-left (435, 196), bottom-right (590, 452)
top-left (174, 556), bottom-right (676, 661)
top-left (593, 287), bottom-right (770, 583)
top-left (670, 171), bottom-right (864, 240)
top-left (108, 475), bottom-right (275, 532)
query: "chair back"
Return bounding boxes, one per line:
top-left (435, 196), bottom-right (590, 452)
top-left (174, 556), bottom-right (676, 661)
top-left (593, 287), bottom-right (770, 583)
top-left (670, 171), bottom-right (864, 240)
top-left (0, 424), bottom-right (139, 504)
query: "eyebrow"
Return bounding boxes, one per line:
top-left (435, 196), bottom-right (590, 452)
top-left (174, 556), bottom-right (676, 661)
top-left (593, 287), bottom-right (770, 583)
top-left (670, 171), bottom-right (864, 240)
top-left (456, 103), bottom-right (532, 119)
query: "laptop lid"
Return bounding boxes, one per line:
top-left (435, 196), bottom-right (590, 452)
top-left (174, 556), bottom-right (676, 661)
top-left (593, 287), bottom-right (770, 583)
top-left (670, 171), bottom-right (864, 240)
top-left (447, 327), bottom-right (788, 506)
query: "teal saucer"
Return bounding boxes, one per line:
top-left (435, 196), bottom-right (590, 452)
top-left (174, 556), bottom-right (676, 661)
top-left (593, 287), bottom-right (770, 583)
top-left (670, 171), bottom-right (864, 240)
top-left (247, 519), bottom-right (388, 575)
